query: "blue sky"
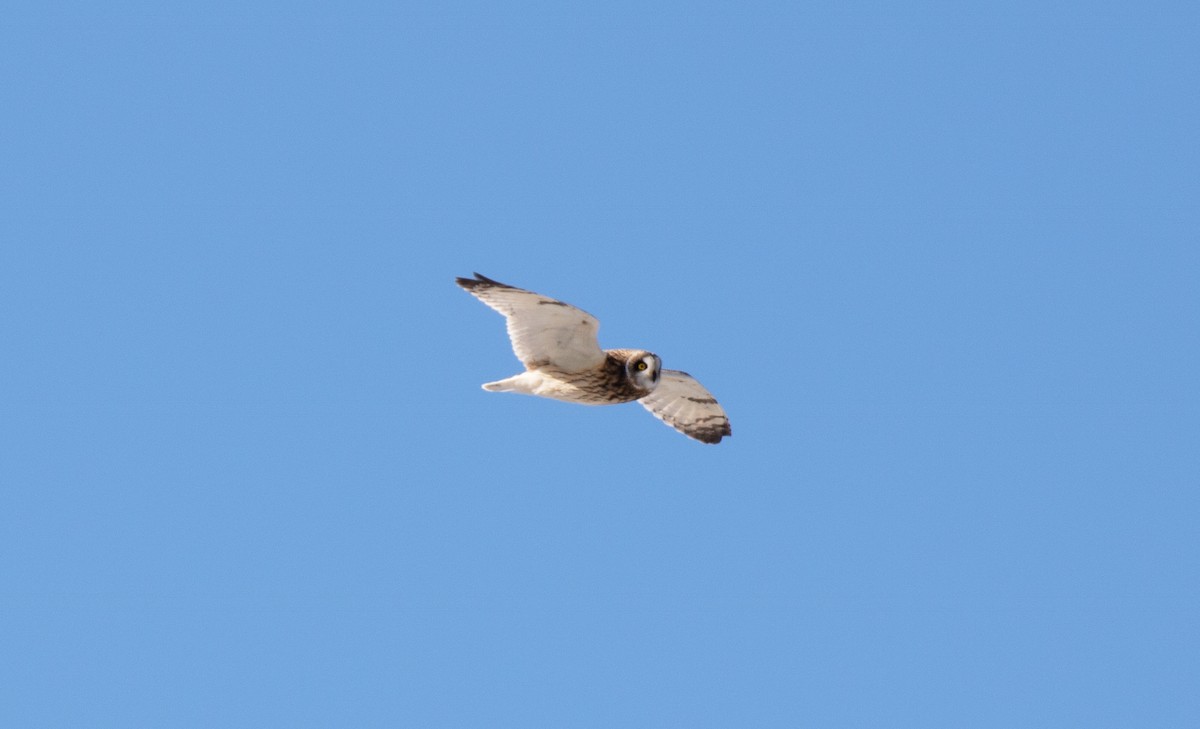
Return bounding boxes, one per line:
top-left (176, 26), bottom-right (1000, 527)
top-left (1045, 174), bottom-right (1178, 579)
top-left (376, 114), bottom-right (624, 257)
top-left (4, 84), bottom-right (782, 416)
top-left (2, 1), bottom-right (1198, 726)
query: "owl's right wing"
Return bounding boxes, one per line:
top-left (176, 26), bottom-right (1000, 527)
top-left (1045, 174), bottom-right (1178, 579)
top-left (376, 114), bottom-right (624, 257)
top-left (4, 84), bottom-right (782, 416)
top-left (456, 273), bottom-right (606, 372)
top-left (638, 369), bottom-right (732, 444)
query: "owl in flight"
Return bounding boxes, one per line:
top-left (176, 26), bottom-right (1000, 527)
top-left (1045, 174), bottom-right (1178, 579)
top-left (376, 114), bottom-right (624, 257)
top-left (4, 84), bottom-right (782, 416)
top-left (456, 273), bottom-right (732, 444)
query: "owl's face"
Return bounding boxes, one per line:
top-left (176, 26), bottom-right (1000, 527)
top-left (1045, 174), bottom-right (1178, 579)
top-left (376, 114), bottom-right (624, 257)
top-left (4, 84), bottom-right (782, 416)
top-left (625, 351), bottom-right (662, 392)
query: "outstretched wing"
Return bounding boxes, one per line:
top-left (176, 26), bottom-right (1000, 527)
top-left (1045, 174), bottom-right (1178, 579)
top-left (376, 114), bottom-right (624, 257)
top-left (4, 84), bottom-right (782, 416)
top-left (455, 273), bottom-right (606, 373)
top-left (638, 369), bottom-right (732, 444)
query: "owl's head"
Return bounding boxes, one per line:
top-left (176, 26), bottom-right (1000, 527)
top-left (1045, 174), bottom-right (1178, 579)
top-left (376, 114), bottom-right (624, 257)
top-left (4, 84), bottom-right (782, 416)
top-left (625, 350), bottom-right (662, 392)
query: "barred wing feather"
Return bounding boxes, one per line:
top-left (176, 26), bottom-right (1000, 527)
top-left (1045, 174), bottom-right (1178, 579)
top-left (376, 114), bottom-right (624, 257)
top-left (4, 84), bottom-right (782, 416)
top-left (638, 369), bottom-right (731, 444)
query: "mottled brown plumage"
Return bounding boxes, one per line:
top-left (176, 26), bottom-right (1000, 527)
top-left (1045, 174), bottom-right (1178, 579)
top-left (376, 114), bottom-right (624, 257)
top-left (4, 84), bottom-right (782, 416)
top-left (532, 349), bottom-right (657, 404)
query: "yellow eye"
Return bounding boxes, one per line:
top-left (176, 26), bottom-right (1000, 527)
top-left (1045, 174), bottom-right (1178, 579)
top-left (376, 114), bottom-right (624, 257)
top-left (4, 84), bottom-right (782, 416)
top-left (636, 361), bottom-right (648, 371)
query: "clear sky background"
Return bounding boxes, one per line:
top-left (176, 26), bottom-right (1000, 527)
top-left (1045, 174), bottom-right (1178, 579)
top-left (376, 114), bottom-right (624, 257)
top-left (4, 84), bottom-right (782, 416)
top-left (3, 2), bottom-right (1198, 726)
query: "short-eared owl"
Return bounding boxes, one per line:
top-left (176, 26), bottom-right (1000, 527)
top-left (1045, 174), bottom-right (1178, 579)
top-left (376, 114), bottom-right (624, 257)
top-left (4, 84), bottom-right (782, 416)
top-left (456, 273), bottom-right (732, 444)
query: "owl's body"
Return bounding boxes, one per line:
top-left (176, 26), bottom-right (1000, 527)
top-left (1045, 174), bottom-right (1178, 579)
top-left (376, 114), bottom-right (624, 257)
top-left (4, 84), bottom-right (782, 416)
top-left (456, 273), bottom-right (731, 444)
top-left (483, 348), bottom-right (658, 404)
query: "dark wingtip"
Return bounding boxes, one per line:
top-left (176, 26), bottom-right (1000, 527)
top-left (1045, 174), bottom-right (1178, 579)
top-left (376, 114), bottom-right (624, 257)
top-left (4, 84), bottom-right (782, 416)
top-left (700, 421), bottom-right (733, 444)
top-left (455, 273), bottom-right (512, 291)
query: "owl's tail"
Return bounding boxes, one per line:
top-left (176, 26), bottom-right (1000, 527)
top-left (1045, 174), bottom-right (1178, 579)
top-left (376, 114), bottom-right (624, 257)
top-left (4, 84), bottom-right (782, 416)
top-left (481, 372), bottom-right (537, 394)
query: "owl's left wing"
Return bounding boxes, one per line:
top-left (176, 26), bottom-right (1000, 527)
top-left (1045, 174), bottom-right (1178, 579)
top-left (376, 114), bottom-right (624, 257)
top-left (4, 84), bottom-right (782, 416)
top-left (637, 369), bottom-right (731, 444)
top-left (455, 273), bottom-right (606, 373)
